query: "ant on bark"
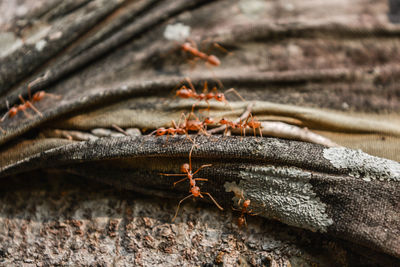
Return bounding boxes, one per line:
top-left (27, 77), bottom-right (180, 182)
top-left (176, 77), bottom-right (244, 113)
top-left (148, 119), bottom-right (192, 143)
top-left (232, 191), bottom-right (260, 228)
top-left (245, 113), bottom-right (263, 137)
top-left (0, 94), bottom-right (43, 124)
top-left (160, 143), bottom-right (223, 222)
top-left (0, 87), bottom-right (61, 126)
top-left (149, 112), bottom-right (214, 142)
top-left (180, 112), bottom-right (214, 135)
top-left (181, 41), bottom-right (221, 67)
top-left (219, 118), bottom-right (247, 137)
top-left (219, 113), bottom-right (263, 138)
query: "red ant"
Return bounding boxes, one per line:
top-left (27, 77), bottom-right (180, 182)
top-left (245, 113), bottom-right (263, 137)
top-left (149, 113), bottom-right (214, 142)
top-left (0, 90), bottom-right (61, 124)
top-left (180, 112), bottom-right (214, 135)
top-left (219, 113), bottom-right (263, 138)
top-left (181, 42), bottom-right (221, 67)
top-left (148, 119), bottom-right (191, 142)
top-left (232, 192), bottom-right (259, 228)
top-left (0, 94), bottom-right (43, 123)
top-left (176, 77), bottom-right (243, 112)
top-left (219, 117), bottom-right (247, 136)
top-left (160, 143), bottom-right (223, 222)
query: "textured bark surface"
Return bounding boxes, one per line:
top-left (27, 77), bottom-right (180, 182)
top-left (0, 0), bottom-right (400, 266)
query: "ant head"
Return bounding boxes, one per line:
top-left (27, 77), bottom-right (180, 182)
top-left (215, 93), bottom-right (225, 102)
top-left (180, 163), bottom-right (190, 173)
top-left (156, 128), bottom-right (166, 136)
top-left (243, 199), bottom-right (251, 208)
top-left (8, 107), bottom-right (18, 117)
top-left (181, 42), bottom-right (191, 51)
top-left (219, 118), bottom-right (228, 124)
top-left (207, 55), bottom-right (221, 66)
top-left (191, 186), bottom-right (200, 197)
top-left (203, 117), bottom-right (214, 124)
top-left (32, 91), bottom-right (45, 101)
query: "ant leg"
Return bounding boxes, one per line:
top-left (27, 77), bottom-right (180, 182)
top-left (185, 132), bottom-right (195, 144)
top-left (224, 126), bottom-right (229, 137)
top-left (232, 207), bottom-right (241, 211)
top-left (202, 81), bottom-right (209, 95)
top-left (26, 102), bottom-right (43, 117)
top-left (191, 100), bottom-right (201, 113)
top-left (171, 120), bottom-right (180, 132)
top-left (198, 127), bottom-right (210, 137)
top-left (192, 164), bottom-right (212, 175)
top-left (172, 194), bottom-right (193, 222)
top-left (213, 42), bottom-right (231, 54)
top-left (43, 92), bottom-right (62, 100)
top-left (194, 178), bottom-right (208, 182)
top-left (20, 107), bottom-right (32, 118)
top-left (185, 77), bottom-right (197, 94)
top-left (178, 112), bottom-right (188, 128)
top-left (188, 142), bottom-right (197, 171)
top-left (249, 211), bottom-right (262, 216)
top-left (202, 192), bottom-right (224, 210)
top-left (224, 88), bottom-right (246, 102)
top-left (112, 124), bottom-right (128, 136)
top-left (0, 112), bottom-right (8, 122)
top-left (173, 177), bottom-right (188, 187)
top-left (160, 173), bottom-right (187, 177)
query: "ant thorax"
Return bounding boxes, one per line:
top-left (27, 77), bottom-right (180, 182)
top-left (215, 93), bottom-right (225, 101)
top-left (205, 93), bottom-right (214, 100)
top-left (9, 107), bottom-right (18, 117)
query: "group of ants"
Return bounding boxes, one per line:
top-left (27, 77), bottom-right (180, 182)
top-left (0, 40), bottom-right (260, 227)
top-left (156, 41), bottom-right (262, 227)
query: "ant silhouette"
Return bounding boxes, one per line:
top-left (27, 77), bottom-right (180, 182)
top-left (160, 143), bottom-right (223, 222)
